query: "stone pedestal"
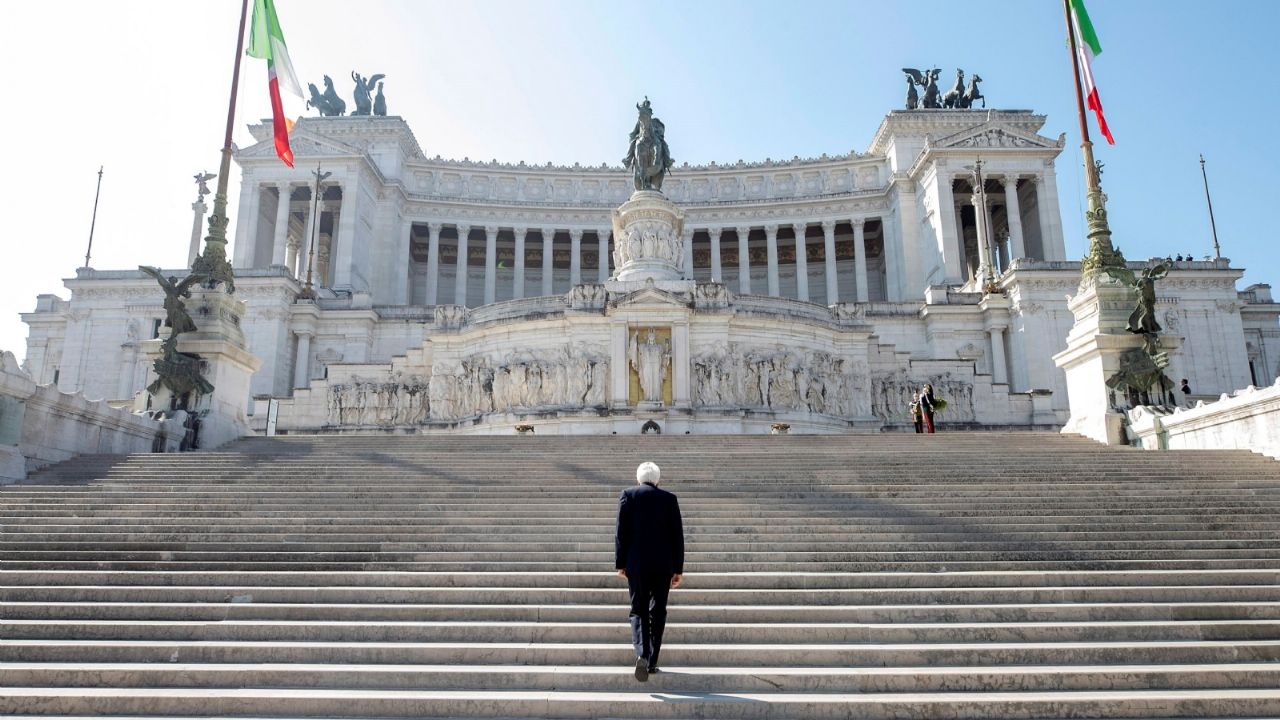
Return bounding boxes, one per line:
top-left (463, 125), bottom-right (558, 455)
top-left (1053, 276), bottom-right (1171, 445)
top-left (140, 286), bottom-right (262, 449)
top-left (611, 190), bottom-right (686, 282)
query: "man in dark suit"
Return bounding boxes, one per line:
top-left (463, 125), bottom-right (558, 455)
top-left (615, 461), bottom-right (684, 682)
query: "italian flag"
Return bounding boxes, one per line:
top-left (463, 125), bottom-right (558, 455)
top-left (247, 0), bottom-right (303, 167)
top-left (1069, 0), bottom-right (1115, 145)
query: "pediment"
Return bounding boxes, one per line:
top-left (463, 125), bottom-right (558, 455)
top-left (238, 129), bottom-right (364, 162)
top-left (609, 286), bottom-right (691, 310)
top-left (934, 123), bottom-right (1061, 151)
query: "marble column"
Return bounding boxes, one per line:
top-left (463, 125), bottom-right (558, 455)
top-left (231, 180), bottom-right (260, 268)
top-left (454, 225), bottom-right (470, 306)
top-left (1002, 176), bottom-right (1026, 261)
top-left (709, 228), bottom-right (723, 283)
top-left (989, 326), bottom-right (1009, 385)
top-left (821, 221), bottom-right (838, 304)
top-left (737, 228), bottom-right (752, 293)
top-left (881, 215), bottom-right (901, 301)
top-left (682, 227), bottom-right (694, 281)
top-left (598, 229), bottom-right (610, 282)
top-left (569, 229), bottom-right (583, 286)
top-left (188, 200), bottom-right (208, 269)
top-left (397, 218), bottom-right (414, 305)
top-left (793, 223), bottom-right (809, 302)
top-left (271, 183), bottom-right (292, 268)
top-left (541, 230), bottom-right (555, 296)
top-left (765, 224), bottom-right (780, 296)
top-left (333, 181), bottom-right (357, 290)
top-left (425, 222), bottom-right (441, 305)
top-left (1038, 166), bottom-right (1064, 260)
top-left (853, 218), bottom-right (869, 303)
top-left (937, 171), bottom-right (964, 284)
top-left (482, 226), bottom-right (497, 305)
top-left (513, 227), bottom-right (527, 299)
top-left (293, 331), bottom-right (313, 389)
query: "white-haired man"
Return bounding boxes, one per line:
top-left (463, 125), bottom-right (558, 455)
top-left (615, 461), bottom-right (684, 682)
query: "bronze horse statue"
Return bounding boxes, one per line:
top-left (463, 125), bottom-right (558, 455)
top-left (962, 73), bottom-right (985, 108)
top-left (622, 97), bottom-right (674, 192)
top-left (942, 69), bottom-right (965, 108)
top-left (306, 75), bottom-right (346, 116)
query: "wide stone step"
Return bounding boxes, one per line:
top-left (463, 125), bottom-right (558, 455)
top-left (3, 584), bottom-right (1278, 605)
top-left (9, 601), bottom-right (1279, 623)
top-left (4, 661), bottom-right (1280, 693)
top-left (6, 638), bottom-right (1280, 667)
top-left (7, 618), bottom-right (1280, 644)
top-left (6, 569), bottom-right (1278, 589)
top-left (5, 685), bottom-right (1280, 719)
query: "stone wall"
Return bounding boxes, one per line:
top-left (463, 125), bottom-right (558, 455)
top-left (0, 350), bottom-right (181, 483)
top-left (1127, 378), bottom-right (1280, 459)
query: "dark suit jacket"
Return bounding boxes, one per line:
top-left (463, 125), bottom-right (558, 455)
top-left (615, 482), bottom-right (684, 577)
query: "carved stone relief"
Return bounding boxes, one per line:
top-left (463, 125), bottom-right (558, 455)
top-left (690, 343), bottom-right (869, 418)
top-left (325, 343), bottom-right (610, 426)
top-left (872, 370), bottom-right (975, 423)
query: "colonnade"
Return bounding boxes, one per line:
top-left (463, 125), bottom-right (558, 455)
top-left (233, 181), bottom-right (347, 286)
top-left (937, 172), bottom-right (1063, 286)
top-left (407, 217), bottom-right (890, 308)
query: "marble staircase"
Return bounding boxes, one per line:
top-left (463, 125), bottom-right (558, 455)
top-left (2, 433), bottom-right (1280, 718)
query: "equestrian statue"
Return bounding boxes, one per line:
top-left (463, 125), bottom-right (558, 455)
top-left (622, 97), bottom-right (674, 192)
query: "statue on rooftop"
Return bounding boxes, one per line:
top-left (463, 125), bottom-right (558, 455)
top-left (306, 75), bottom-right (346, 117)
top-left (962, 73), bottom-right (985, 108)
top-left (902, 68), bottom-right (942, 109)
top-left (373, 81), bottom-right (387, 116)
top-left (622, 97), bottom-right (674, 192)
top-left (351, 71), bottom-right (385, 116)
top-left (942, 69), bottom-right (965, 108)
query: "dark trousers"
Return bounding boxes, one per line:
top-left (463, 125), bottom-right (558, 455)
top-left (627, 573), bottom-right (672, 666)
top-left (913, 417), bottom-right (924, 433)
top-left (923, 410), bottom-right (935, 433)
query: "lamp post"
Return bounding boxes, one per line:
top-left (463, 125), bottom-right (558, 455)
top-left (299, 163), bottom-right (331, 299)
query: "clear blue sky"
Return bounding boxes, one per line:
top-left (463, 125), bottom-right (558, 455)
top-left (1, 0), bottom-right (1276, 357)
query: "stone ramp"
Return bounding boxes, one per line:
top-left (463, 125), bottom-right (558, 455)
top-left (2, 433), bottom-right (1280, 718)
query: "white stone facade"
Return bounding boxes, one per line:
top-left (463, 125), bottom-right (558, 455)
top-left (19, 109), bottom-right (1280, 433)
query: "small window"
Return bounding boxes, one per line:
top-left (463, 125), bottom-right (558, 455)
top-left (152, 319), bottom-right (163, 338)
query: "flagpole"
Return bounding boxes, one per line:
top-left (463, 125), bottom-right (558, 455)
top-left (83, 166), bottom-right (104, 269)
top-left (192, 0), bottom-right (251, 291)
top-left (1063, 0), bottom-right (1125, 276)
top-left (1199, 154), bottom-right (1221, 260)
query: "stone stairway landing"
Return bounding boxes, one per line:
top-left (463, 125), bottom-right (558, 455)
top-left (2, 433), bottom-right (1280, 719)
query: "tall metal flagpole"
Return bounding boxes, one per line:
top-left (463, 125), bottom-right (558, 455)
top-left (192, 0), bottom-right (251, 292)
top-left (1199, 154), bottom-right (1221, 260)
top-left (83, 166), bottom-right (104, 269)
top-left (1063, 0), bottom-right (1125, 277)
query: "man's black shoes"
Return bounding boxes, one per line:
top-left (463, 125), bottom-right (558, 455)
top-left (647, 665), bottom-right (660, 674)
top-left (634, 656), bottom-right (649, 682)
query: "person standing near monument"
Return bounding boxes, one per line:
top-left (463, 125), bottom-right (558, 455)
top-left (909, 392), bottom-right (924, 434)
top-left (919, 383), bottom-right (937, 433)
top-left (615, 461), bottom-right (684, 682)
